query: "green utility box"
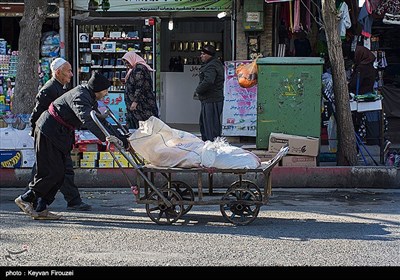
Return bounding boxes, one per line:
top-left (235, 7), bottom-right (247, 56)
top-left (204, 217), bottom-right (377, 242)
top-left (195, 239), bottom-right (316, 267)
top-left (256, 57), bottom-right (324, 149)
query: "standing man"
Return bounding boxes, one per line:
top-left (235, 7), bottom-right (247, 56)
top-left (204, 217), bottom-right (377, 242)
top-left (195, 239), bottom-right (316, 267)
top-left (193, 44), bottom-right (225, 141)
top-left (28, 57), bottom-right (91, 211)
top-left (16, 72), bottom-right (128, 220)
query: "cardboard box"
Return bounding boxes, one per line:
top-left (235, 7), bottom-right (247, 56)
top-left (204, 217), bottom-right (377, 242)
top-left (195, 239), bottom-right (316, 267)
top-left (0, 149), bottom-right (35, 168)
top-left (0, 150), bottom-right (22, 168)
top-left (99, 152), bottom-right (114, 160)
top-left (251, 149), bottom-right (279, 163)
top-left (20, 149), bottom-right (35, 168)
top-left (82, 152), bottom-right (98, 161)
top-left (78, 143), bottom-right (99, 152)
top-left (98, 159), bottom-right (114, 168)
top-left (0, 127), bottom-right (34, 150)
top-left (268, 132), bottom-right (319, 157)
top-left (80, 160), bottom-right (97, 168)
top-left (114, 157), bottom-right (129, 168)
top-left (282, 155), bottom-right (317, 167)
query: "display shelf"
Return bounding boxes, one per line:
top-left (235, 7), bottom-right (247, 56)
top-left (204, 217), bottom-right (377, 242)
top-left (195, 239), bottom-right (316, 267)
top-left (75, 22), bottom-right (155, 91)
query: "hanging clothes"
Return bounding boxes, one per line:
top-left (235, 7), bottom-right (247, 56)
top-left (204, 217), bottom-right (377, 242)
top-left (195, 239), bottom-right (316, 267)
top-left (375, 0), bottom-right (400, 15)
top-left (338, 1), bottom-right (352, 39)
top-left (358, 3), bottom-right (374, 38)
top-left (293, 0), bottom-right (300, 32)
top-left (366, 0), bottom-right (383, 12)
top-left (289, 1), bottom-right (293, 32)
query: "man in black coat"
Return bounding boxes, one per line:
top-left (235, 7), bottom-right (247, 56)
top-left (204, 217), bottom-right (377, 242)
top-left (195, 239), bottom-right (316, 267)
top-left (15, 72), bottom-right (128, 220)
top-left (28, 58), bottom-right (91, 211)
top-left (193, 44), bottom-right (225, 141)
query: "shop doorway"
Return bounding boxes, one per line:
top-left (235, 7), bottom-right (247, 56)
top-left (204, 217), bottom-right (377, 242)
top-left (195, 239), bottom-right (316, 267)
top-left (159, 16), bottom-right (232, 132)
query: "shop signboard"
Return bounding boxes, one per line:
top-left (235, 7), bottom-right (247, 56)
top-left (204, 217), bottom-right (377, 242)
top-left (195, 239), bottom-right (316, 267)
top-left (73, 0), bottom-right (231, 12)
top-left (222, 60), bottom-right (257, 137)
top-left (98, 92), bottom-right (126, 125)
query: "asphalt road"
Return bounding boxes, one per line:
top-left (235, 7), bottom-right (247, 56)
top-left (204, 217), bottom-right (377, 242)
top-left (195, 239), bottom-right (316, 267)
top-left (0, 187), bottom-right (399, 271)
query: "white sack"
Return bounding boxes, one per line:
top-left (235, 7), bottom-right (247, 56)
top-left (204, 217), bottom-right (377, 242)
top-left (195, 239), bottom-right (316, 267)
top-left (201, 137), bottom-right (261, 169)
top-left (128, 116), bottom-right (204, 168)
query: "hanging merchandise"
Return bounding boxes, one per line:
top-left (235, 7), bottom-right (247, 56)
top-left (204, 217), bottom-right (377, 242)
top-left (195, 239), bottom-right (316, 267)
top-left (40, 31), bottom-right (60, 88)
top-left (40, 31), bottom-right (60, 57)
top-left (383, 13), bottom-right (400, 25)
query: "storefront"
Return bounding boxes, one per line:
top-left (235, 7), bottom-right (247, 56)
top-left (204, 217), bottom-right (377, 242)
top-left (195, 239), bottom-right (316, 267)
top-left (0, 1), bottom-right (62, 114)
top-left (72, 0), bottom-right (234, 129)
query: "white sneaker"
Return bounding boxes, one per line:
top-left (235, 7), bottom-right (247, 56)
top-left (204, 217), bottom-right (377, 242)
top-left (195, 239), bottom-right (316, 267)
top-left (33, 209), bottom-right (62, 220)
top-left (15, 196), bottom-right (38, 217)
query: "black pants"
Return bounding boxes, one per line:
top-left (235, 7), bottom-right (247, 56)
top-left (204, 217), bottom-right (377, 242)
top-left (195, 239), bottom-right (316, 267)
top-left (27, 131), bottom-right (69, 205)
top-left (27, 155), bottom-right (82, 206)
top-left (199, 101), bottom-right (223, 142)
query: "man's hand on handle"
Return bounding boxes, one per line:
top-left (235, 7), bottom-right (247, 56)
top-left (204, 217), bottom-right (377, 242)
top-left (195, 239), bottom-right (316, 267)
top-left (106, 135), bottom-right (128, 150)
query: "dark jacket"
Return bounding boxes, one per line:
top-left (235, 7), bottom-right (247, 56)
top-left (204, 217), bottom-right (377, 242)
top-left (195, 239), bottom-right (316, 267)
top-left (30, 77), bottom-right (66, 133)
top-left (36, 85), bottom-right (120, 154)
top-left (348, 45), bottom-right (377, 95)
top-left (195, 57), bottom-right (225, 103)
top-left (124, 63), bottom-right (158, 129)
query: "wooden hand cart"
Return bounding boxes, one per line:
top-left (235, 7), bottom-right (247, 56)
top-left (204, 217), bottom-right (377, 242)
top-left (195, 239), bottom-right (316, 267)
top-left (91, 110), bottom-right (288, 226)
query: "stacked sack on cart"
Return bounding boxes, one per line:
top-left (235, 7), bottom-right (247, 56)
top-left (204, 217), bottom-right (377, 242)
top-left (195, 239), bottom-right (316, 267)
top-left (128, 116), bottom-right (260, 169)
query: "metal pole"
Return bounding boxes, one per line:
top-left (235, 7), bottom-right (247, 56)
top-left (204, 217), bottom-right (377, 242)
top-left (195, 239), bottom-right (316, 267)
top-left (231, 0), bottom-right (237, 60)
top-left (59, 0), bottom-right (66, 58)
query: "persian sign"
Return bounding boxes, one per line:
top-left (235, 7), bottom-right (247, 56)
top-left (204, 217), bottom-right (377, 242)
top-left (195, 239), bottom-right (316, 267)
top-left (222, 60), bottom-right (257, 137)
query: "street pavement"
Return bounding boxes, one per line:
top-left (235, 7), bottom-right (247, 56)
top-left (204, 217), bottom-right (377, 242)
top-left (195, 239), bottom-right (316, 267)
top-left (0, 187), bottom-right (399, 270)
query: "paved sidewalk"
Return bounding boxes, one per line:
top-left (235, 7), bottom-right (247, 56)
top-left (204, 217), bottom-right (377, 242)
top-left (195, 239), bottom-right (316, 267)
top-left (1, 188), bottom-right (399, 267)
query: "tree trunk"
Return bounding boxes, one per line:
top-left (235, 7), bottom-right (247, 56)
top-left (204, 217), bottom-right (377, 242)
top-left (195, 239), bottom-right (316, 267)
top-left (321, 1), bottom-right (358, 166)
top-left (12, 0), bottom-right (47, 114)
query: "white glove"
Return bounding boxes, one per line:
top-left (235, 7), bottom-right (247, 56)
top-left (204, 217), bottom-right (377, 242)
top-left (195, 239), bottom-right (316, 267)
top-left (106, 135), bottom-right (123, 149)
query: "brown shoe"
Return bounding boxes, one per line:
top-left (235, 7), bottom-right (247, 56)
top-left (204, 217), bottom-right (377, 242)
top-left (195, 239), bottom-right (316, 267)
top-left (32, 209), bottom-right (62, 220)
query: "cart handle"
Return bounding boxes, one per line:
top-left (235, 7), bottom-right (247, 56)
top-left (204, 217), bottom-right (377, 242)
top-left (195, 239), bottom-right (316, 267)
top-left (90, 110), bottom-right (111, 138)
top-left (90, 110), bottom-right (173, 207)
top-left (261, 143), bottom-right (289, 173)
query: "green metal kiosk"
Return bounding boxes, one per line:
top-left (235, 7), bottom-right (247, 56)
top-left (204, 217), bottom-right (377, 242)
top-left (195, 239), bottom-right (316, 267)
top-left (256, 57), bottom-right (324, 149)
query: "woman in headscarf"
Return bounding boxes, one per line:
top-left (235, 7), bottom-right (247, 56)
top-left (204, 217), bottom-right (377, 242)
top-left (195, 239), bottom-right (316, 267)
top-left (348, 45), bottom-right (377, 95)
top-left (122, 51), bottom-right (158, 129)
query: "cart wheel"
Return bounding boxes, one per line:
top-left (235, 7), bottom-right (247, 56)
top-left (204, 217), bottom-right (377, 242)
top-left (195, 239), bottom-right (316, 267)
top-left (220, 187), bottom-right (260, 226)
top-left (229, 180), bottom-right (262, 201)
top-left (161, 181), bottom-right (194, 215)
top-left (145, 188), bottom-right (183, 225)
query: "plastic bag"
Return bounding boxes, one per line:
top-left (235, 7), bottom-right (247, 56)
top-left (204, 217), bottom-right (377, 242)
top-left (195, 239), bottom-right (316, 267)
top-left (236, 60), bottom-right (258, 88)
top-left (128, 116), bottom-right (205, 168)
top-left (201, 137), bottom-right (261, 169)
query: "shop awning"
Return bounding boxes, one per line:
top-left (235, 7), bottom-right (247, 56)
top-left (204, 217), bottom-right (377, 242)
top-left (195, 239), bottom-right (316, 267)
top-left (265, 0), bottom-right (293, 3)
top-left (73, 0), bottom-right (231, 12)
